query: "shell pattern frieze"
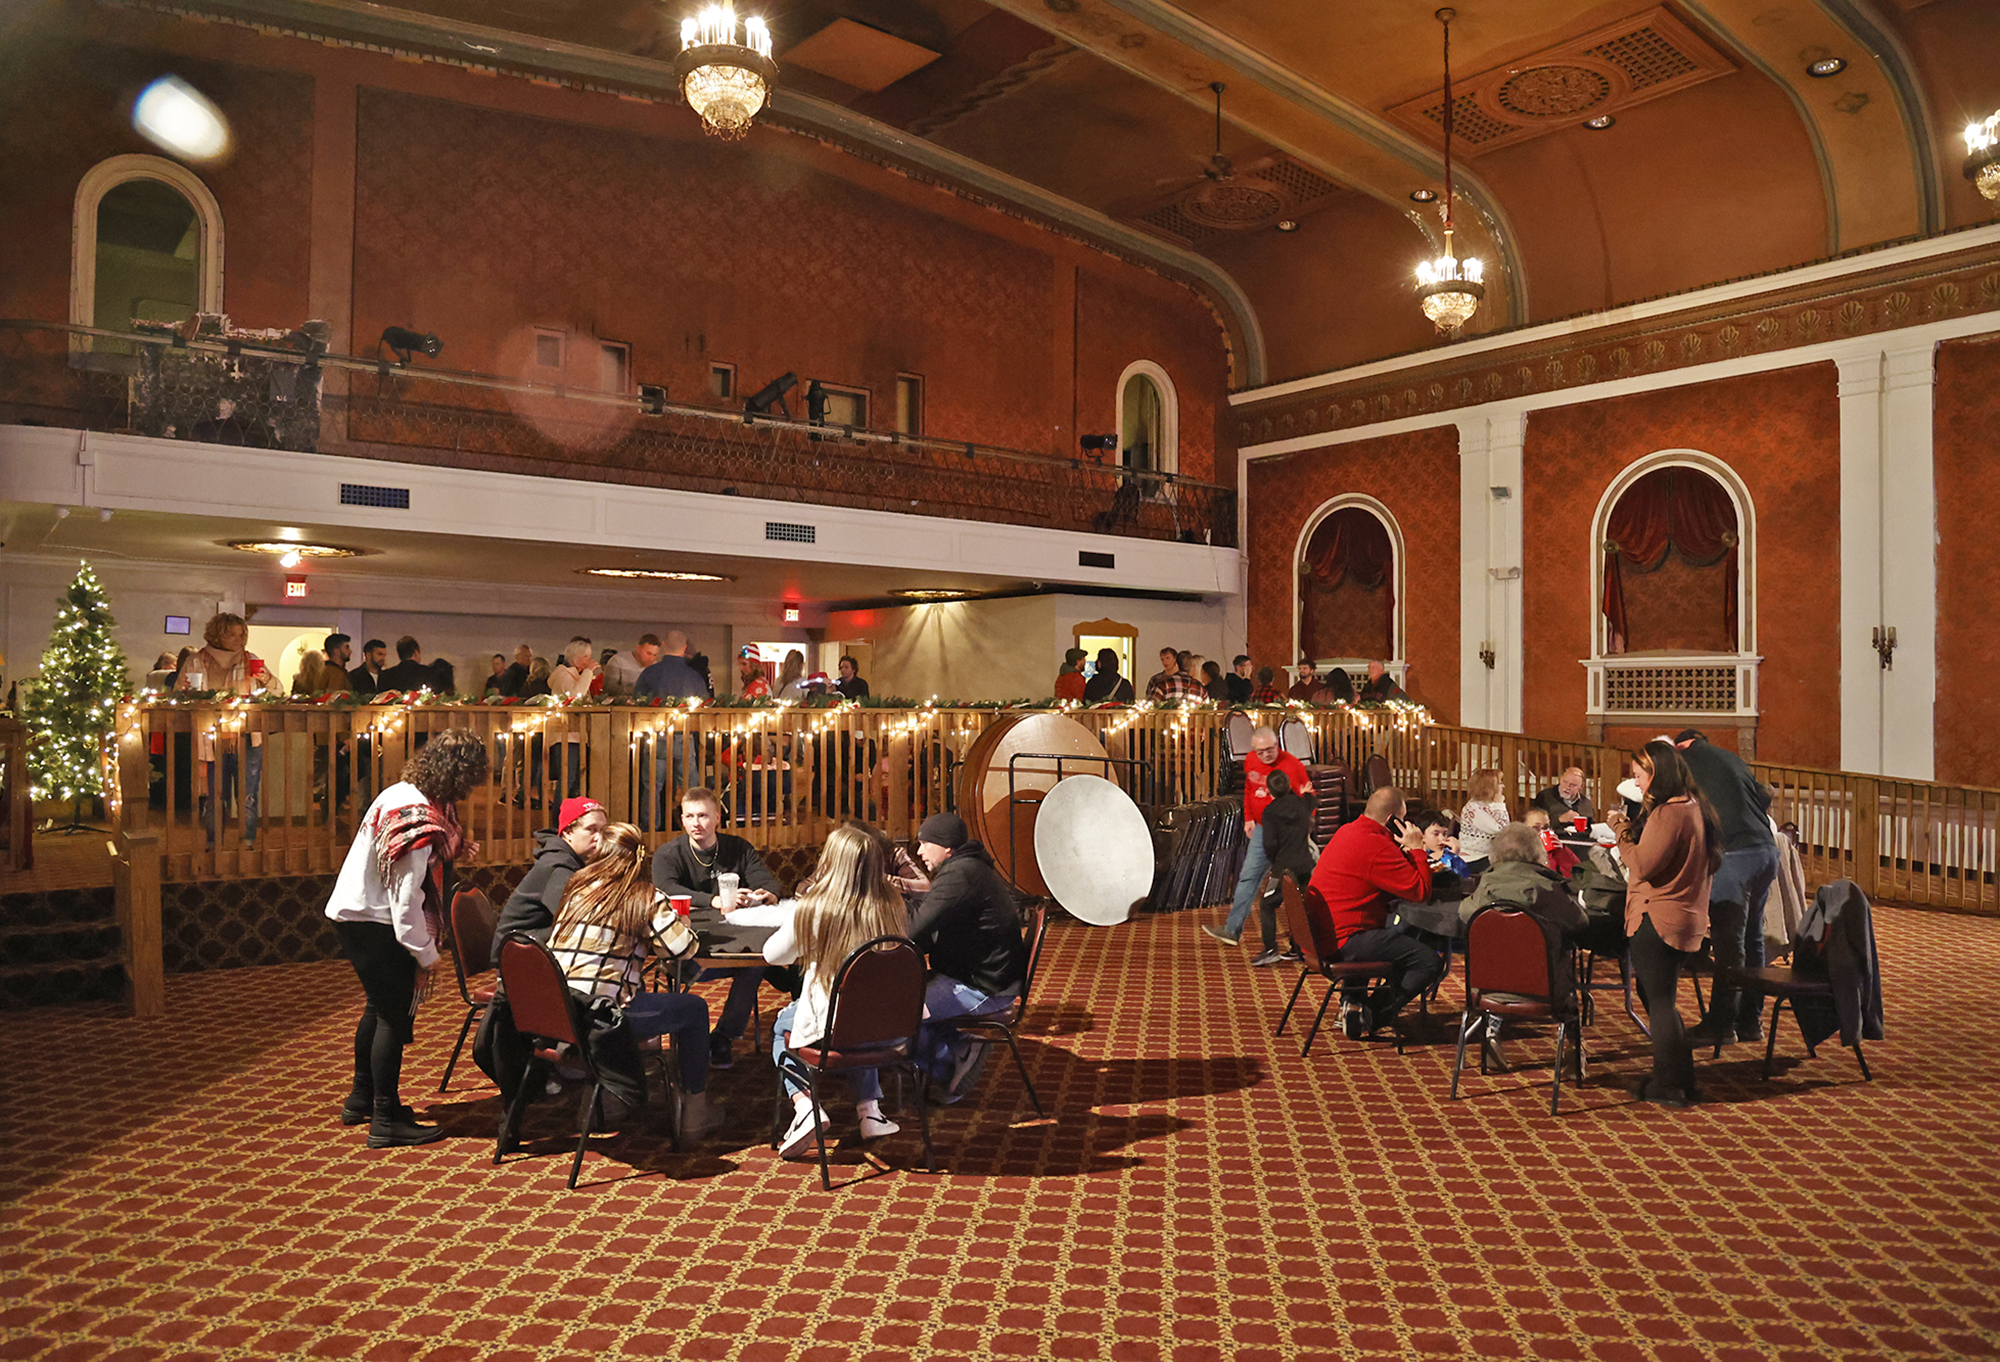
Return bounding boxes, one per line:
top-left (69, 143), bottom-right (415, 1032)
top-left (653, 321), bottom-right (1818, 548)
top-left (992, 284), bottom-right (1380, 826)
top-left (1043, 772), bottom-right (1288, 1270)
top-left (1235, 247), bottom-right (2000, 446)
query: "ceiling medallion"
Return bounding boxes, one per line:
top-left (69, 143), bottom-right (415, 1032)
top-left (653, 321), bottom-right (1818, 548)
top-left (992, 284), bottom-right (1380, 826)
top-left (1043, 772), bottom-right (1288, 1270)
top-left (675, 4), bottom-right (777, 141)
top-left (889, 588), bottom-right (976, 602)
top-left (1966, 112), bottom-right (2000, 203)
top-left (226, 539), bottom-right (361, 559)
top-left (1414, 8), bottom-right (1485, 336)
top-left (581, 568), bottom-right (736, 582)
top-left (1498, 65), bottom-right (1610, 117)
top-left (1184, 180), bottom-right (1288, 228)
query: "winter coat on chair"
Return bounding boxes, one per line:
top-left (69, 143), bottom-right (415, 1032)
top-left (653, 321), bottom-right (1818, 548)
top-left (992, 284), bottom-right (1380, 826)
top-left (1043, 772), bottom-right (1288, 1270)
top-left (1791, 879), bottom-right (1885, 1050)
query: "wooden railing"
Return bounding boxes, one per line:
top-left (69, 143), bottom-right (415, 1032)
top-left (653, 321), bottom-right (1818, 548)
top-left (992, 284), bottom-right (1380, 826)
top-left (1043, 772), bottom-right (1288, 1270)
top-left (0, 715), bottom-right (31, 873)
top-left (103, 699), bottom-right (1998, 916)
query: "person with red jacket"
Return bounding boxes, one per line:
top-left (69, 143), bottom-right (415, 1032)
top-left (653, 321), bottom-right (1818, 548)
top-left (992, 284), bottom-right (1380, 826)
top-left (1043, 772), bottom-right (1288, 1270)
top-left (1204, 726), bottom-right (1312, 948)
top-left (1307, 785), bottom-right (1442, 1038)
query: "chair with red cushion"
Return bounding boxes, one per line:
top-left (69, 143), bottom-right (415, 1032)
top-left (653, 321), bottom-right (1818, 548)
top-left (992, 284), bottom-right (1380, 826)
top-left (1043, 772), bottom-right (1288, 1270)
top-left (955, 899), bottom-right (1051, 1119)
top-left (1274, 875), bottom-right (1398, 1057)
top-left (494, 932), bottom-right (673, 1188)
top-left (768, 935), bottom-right (933, 1190)
top-left (438, 888), bottom-right (498, 1092)
top-left (1451, 907), bottom-right (1583, 1115)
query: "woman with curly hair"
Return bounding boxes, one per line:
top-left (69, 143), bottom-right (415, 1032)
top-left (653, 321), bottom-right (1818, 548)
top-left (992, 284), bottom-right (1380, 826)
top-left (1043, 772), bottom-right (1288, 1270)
top-left (765, 823), bottom-right (912, 1156)
top-left (324, 729), bottom-right (488, 1147)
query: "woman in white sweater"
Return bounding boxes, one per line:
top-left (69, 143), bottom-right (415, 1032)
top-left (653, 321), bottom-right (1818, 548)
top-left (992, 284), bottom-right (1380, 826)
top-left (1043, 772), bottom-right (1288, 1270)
top-left (1457, 767), bottom-right (1511, 872)
top-left (324, 729), bottom-right (487, 1147)
top-left (765, 823), bottom-right (909, 1156)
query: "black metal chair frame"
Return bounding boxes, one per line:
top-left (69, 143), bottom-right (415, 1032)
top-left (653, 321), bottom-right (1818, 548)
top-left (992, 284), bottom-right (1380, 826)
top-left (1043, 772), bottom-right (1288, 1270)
top-left (1451, 907), bottom-right (1585, 1116)
top-left (439, 887), bottom-right (496, 1092)
top-left (1273, 876), bottom-right (1401, 1057)
top-left (1728, 965), bottom-right (1873, 1081)
top-left (494, 932), bottom-right (679, 1190)
top-left (955, 899), bottom-right (1051, 1119)
top-left (768, 934), bottom-right (934, 1190)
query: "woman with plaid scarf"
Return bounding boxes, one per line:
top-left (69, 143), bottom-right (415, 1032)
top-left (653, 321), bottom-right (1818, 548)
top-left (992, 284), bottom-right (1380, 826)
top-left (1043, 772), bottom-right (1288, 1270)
top-left (324, 730), bottom-right (488, 1147)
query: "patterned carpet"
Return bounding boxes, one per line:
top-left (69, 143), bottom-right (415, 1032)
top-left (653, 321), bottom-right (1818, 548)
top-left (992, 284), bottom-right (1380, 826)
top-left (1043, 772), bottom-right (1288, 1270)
top-left (2, 902), bottom-right (1997, 1362)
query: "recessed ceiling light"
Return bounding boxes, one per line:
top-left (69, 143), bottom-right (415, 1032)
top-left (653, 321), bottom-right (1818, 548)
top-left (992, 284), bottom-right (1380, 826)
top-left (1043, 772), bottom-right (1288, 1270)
top-left (889, 588), bottom-right (976, 602)
top-left (580, 567), bottom-right (736, 582)
top-left (1276, 219), bottom-right (1299, 232)
top-left (226, 539), bottom-right (361, 559)
top-left (1807, 57), bottom-right (1846, 77)
top-left (1410, 188), bottom-right (1438, 203)
top-left (1584, 114), bottom-right (1615, 130)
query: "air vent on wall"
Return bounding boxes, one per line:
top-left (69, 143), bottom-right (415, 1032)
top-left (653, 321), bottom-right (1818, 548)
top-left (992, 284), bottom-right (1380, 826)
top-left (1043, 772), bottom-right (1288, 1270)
top-left (765, 521), bottom-right (817, 544)
top-left (340, 483), bottom-right (410, 509)
top-left (1079, 550), bottom-right (1115, 570)
top-left (1387, 6), bottom-right (1732, 156)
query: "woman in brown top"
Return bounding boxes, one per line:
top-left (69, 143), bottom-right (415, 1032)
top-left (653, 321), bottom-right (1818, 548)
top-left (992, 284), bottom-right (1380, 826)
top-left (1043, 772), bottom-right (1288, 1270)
top-left (1611, 739), bottom-right (1722, 1107)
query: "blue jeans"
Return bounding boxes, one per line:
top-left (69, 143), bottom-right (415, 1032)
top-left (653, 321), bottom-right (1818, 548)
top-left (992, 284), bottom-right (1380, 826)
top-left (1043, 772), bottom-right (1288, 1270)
top-left (772, 1001), bottom-right (881, 1104)
top-left (205, 744), bottom-right (262, 845)
top-left (702, 964), bottom-right (785, 1043)
top-left (1222, 831), bottom-right (1269, 939)
top-left (1708, 843), bottom-right (1778, 1029)
top-left (648, 733), bottom-right (688, 831)
top-left (624, 990), bottom-right (712, 1094)
top-left (919, 975), bottom-right (1017, 1080)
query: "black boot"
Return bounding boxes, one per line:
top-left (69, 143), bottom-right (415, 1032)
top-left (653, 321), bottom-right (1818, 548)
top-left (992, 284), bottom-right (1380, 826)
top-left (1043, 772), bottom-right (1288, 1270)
top-left (367, 1095), bottom-right (444, 1148)
top-left (339, 1080), bottom-right (372, 1126)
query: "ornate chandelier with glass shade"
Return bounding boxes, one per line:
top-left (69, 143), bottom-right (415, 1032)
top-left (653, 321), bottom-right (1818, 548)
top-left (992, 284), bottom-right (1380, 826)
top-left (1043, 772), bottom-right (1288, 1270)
top-left (675, 3), bottom-right (777, 141)
top-left (1966, 111), bottom-right (2000, 203)
top-left (1414, 8), bottom-right (1486, 334)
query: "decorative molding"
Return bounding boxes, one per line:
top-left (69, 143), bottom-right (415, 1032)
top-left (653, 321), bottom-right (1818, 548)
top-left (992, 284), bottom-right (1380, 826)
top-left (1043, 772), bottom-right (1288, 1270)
top-left (905, 42), bottom-right (1080, 138)
top-left (1231, 231), bottom-right (2000, 447)
top-left (71, 154), bottom-right (225, 329)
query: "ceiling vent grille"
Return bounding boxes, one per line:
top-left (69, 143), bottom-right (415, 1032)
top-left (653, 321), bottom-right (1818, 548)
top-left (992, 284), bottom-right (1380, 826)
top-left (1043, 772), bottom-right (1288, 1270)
top-left (1388, 5), bottom-right (1732, 156)
top-left (340, 482), bottom-right (410, 509)
top-left (765, 521), bottom-right (817, 544)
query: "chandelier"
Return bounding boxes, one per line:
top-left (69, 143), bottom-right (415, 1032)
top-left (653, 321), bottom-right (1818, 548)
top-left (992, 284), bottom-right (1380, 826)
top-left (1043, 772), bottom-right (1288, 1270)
top-left (1414, 7), bottom-right (1486, 334)
top-left (1967, 111), bottom-right (2000, 203)
top-left (675, 4), bottom-right (777, 142)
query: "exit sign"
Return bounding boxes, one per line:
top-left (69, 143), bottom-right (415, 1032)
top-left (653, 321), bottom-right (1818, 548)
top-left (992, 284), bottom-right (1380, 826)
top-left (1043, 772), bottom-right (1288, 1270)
top-left (285, 576), bottom-right (308, 598)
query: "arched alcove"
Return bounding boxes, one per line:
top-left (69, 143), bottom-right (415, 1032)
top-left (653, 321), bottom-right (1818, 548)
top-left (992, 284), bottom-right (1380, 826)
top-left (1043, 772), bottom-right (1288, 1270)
top-left (1116, 360), bottom-right (1178, 477)
top-left (1592, 454), bottom-right (1755, 657)
top-left (71, 154), bottom-right (224, 335)
top-left (1294, 495), bottom-right (1405, 681)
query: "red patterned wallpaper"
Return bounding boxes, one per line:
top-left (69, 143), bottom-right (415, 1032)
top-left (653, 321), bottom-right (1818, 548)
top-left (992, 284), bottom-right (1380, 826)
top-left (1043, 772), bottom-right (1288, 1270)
top-left (0, 34), bottom-right (314, 329)
top-left (1933, 337), bottom-right (2000, 787)
top-left (1521, 365), bottom-right (1841, 767)
top-left (1244, 427), bottom-right (1461, 721)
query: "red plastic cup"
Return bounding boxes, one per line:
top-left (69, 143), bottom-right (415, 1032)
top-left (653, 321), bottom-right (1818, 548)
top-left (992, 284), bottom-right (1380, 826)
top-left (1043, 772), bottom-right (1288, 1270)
top-left (669, 894), bottom-right (693, 918)
top-left (246, 658), bottom-right (266, 677)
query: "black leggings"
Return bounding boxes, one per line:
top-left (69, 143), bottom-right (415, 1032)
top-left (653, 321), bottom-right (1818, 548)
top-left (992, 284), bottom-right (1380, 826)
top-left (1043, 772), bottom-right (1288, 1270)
top-left (1628, 915), bottom-right (1695, 1097)
top-left (333, 920), bottom-right (420, 1106)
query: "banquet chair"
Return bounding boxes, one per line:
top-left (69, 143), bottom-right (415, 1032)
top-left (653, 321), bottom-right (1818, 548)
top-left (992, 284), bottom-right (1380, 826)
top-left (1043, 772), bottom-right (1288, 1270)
top-left (495, 933), bottom-right (677, 1189)
top-left (1452, 907), bottom-right (1584, 1115)
top-left (955, 899), bottom-right (1051, 1118)
top-left (1274, 875), bottom-right (1398, 1057)
top-left (1732, 965), bottom-right (1873, 1081)
top-left (770, 935), bottom-right (933, 1190)
top-left (439, 888), bottom-right (498, 1092)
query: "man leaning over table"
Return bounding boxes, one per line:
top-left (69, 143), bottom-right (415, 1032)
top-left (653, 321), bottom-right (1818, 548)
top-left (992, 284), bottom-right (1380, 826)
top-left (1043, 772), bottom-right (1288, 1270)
top-left (1309, 785), bottom-right (1440, 1039)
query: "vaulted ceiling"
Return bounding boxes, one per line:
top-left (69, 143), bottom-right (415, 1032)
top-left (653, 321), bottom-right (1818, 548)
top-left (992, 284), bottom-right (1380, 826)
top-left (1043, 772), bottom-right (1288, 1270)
top-left (113, 0), bottom-right (2000, 383)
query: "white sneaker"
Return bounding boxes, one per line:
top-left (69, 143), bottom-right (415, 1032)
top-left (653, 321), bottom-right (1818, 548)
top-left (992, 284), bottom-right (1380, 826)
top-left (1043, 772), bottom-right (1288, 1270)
top-left (858, 1111), bottom-right (900, 1142)
top-left (778, 1103), bottom-right (827, 1158)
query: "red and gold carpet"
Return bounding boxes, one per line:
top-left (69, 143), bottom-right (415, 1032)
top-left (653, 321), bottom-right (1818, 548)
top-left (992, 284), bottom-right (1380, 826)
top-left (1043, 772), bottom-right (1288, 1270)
top-left (2, 903), bottom-right (1997, 1361)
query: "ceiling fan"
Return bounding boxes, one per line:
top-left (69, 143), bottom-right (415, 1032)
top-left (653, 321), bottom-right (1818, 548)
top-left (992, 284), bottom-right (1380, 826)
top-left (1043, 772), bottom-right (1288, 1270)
top-left (1157, 80), bottom-right (1237, 187)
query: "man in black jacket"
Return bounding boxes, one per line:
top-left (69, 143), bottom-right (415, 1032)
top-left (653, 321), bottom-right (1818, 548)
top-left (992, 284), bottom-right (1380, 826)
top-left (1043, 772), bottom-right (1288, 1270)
top-left (893, 812), bottom-right (1027, 1101)
top-left (375, 636), bottom-right (435, 693)
top-left (651, 786), bottom-right (786, 1069)
top-left (1676, 728), bottom-right (1778, 1046)
top-left (489, 797), bottom-right (607, 963)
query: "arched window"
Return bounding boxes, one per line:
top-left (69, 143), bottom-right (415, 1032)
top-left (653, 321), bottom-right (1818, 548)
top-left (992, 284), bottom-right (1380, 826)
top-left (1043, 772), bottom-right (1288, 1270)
top-left (1596, 461), bottom-right (1749, 655)
top-left (71, 155), bottom-right (224, 340)
top-left (1295, 496), bottom-right (1405, 678)
top-left (1116, 361), bottom-right (1178, 477)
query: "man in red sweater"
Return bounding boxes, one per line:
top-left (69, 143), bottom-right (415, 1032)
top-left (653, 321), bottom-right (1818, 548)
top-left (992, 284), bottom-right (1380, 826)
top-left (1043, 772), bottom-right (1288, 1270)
top-left (1308, 785), bottom-right (1443, 1038)
top-left (1204, 726), bottom-right (1311, 948)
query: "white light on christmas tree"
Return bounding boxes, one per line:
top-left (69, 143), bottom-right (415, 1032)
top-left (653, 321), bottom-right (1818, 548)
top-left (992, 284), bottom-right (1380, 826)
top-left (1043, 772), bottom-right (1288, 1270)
top-left (22, 562), bottom-right (130, 811)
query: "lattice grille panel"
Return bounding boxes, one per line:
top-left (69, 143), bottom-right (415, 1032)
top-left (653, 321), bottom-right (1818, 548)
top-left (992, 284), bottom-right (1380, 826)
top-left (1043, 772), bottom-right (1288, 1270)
top-left (1603, 665), bottom-right (1738, 712)
top-left (1417, 91), bottom-right (1512, 146)
top-left (1586, 26), bottom-right (1700, 89)
top-left (1255, 160), bottom-right (1343, 205)
top-left (1139, 202), bottom-right (1212, 244)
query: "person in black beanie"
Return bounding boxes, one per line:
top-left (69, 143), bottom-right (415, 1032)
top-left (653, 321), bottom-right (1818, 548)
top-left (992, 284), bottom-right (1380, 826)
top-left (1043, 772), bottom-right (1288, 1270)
top-left (1251, 770), bottom-right (1315, 967)
top-left (891, 811), bottom-right (1028, 1102)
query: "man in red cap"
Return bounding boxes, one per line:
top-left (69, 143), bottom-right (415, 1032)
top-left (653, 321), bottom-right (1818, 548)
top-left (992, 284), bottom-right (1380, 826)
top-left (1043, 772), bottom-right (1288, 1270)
top-left (488, 796), bottom-right (608, 961)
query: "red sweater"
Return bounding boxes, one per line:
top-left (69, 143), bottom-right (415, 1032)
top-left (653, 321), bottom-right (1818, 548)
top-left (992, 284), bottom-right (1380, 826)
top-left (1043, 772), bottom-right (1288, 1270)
top-left (1243, 751), bottom-right (1311, 829)
top-left (1308, 816), bottom-right (1433, 947)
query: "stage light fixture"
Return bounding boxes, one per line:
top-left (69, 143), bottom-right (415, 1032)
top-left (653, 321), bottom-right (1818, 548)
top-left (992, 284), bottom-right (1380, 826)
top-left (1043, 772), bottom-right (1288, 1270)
top-left (1079, 434), bottom-right (1117, 452)
top-left (381, 326), bottom-right (443, 364)
top-left (744, 371), bottom-right (797, 419)
top-left (806, 380), bottom-right (829, 425)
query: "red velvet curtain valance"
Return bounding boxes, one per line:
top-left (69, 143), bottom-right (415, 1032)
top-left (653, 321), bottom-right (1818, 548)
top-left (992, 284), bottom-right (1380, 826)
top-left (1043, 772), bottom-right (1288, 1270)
top-left (1601, 467), bottom-right (1739, 653)
top-left (1299, 507), bottom-right (1395, 659)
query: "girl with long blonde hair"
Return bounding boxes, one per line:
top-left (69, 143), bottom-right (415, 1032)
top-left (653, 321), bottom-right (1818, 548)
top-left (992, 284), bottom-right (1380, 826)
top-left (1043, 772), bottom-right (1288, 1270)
top-left (764, 822), bottom-right (910, 1154)
top-left (1457, 766), bottom-right (1510, 872)
top-left (544, 822), bottom-right (721, 1141)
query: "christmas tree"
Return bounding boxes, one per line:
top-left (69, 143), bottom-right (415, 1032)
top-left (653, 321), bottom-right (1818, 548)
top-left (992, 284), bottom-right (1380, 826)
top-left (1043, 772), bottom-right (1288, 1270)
top-left (23, 562), bottom-right (130, 806)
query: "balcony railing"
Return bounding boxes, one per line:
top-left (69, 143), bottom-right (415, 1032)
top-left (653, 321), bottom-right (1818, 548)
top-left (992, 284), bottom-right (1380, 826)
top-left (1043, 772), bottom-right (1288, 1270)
top-left (0, 318), bottom-right (1237, 547)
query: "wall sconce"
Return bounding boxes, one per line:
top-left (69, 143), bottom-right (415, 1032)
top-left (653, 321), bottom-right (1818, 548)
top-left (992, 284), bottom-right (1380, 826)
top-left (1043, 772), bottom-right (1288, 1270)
top-left (1478, 642), bottom-right (1496, 670)
top-left (1872, 625), bottom-right (1896, 670)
